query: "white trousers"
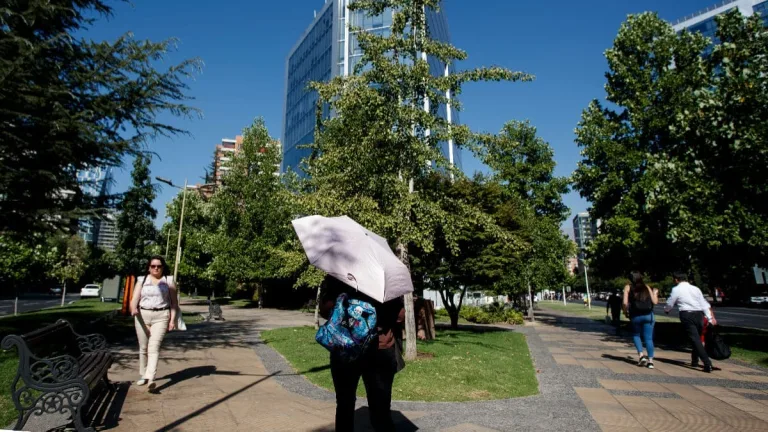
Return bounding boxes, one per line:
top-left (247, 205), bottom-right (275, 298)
top-left (135, 308), bottom-right (170, 381)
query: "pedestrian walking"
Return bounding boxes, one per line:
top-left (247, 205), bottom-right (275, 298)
top-left (130, 255), bottom-right (177, 392)
top-left (623, 272), bottom-right (658, 369)
top-left (664, 271), bottom-right (718, 373)
top-left (319, 276), bottom-right (406, 432)
top-left (606, 290), bottom-right (623, 335)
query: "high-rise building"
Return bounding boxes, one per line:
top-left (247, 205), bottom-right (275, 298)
top-left (282, 0), bottom-right (461, 173)
top-left (673, 0), bottom-right (768, 54)
top-left (573, 212), bottom-right (598, 272)
top-left (213, 136), bottom-right (243, 186)
top-left (76, 166), bottom-right (112, 246)
top-left (94, 210), bottom-right (119, 252)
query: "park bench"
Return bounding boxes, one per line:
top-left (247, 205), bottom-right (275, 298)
top-left (1, 319), bottom-right (113, 432)
top-left (207, 299), bottom-right (225, 321)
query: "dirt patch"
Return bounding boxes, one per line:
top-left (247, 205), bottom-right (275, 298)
top-left (468, 390), bottom-right (492, 399)
top-left (416, 351), bottom-right (435, 359)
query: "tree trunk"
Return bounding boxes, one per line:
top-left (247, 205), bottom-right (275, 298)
top-left (61, 280), bottom-right (67, 307)
top-left (396, 241), bottom-right (417, 361)
top-left (314, 284), bottom-right (322, 330)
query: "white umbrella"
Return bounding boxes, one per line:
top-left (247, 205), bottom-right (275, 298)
top-left (291, 215), bottom-right (414, 303)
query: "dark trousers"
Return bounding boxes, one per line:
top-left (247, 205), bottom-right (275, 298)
top-left (331, 346), bottom-right (398, 432)
top-left (679, 311), bottom-right (711, 367)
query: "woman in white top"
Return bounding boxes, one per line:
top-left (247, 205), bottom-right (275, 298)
top-left (130, 255), bottom-right (177, 392)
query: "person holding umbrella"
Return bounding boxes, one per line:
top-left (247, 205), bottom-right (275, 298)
top-left (320, 276), bottom-right (405, 432)
top-left (293, 215), bottom-right (412, 431)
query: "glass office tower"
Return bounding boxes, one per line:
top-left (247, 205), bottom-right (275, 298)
top-left (282, 0), bottom-right (461, 173)
top-left (673, 0), bottom-right (768, 55)
top-left (76, 166), bottom-right (112, 245)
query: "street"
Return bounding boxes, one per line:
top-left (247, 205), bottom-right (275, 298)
top-left (0, 294), bottom-right (81, 317)
top-left (586, 299), bottom-right (768, 331)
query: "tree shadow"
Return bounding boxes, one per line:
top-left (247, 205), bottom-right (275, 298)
top-left (310, 407), bottom-right (419, 431)
top-left (150, 365), bottom-right (275, 394)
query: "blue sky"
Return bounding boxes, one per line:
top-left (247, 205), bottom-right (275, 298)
top-left (90, 0), bottom-right (712, 235)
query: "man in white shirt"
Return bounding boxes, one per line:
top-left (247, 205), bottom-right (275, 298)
top-left (665, 271), bottom-right (717, 372)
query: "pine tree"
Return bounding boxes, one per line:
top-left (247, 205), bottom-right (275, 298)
top-left (116, 154), bottom-right (157, 276)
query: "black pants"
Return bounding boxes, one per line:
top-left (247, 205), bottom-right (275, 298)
top-left (611, 309), bottom-right (622, 332)
top-left (679, 311), bottom-right (711, 367)
top-left (331, 346), bottom-right (398, 432)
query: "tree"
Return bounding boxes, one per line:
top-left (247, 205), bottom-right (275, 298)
top-left (473, 121), bottom-right (572, 315)
top-left (48, 235), bottom-right (89, 306)
top-left (304, 0), bottom-right (531, 360)
top-left (573, 11), bottom-right (768, 298)
top-left (210, 118), bottom-right (302, 299)
top-left (116, 154), bottom-right (157, 276)
top-left (0, 235), bottom-right (53, 298)
top-left (0, 0), bottom-right (201, 236)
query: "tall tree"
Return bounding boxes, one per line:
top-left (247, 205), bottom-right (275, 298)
top-left (116, 154), bottom-right (157, 276)
top-left (210, 118), bottom-right (302, 297)
top-left (0, 0), bottom-right (201, 236)
top-left (474, 121), bottom-right (572, 315)
top-left (574, 11), bottom-right (768, 298)
top-left (48, 235), bottom-right (89, 306)
top-left (304, 0), bottom-right (531, 359)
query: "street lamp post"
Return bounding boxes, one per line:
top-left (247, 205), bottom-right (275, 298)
top-left (156, 177), bottom-right (189, 297)
top-left (580, 258), bottom-right (592, 310)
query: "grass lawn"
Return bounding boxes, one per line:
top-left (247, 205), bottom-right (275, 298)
top-left (537, 302), bottom-right (768, 368)
top-left (262, 326), bottom-right (538, 402)
top-left (536, 302), bottom-right (678, 323)
top-left (0, 299), bottom-right (203, 426)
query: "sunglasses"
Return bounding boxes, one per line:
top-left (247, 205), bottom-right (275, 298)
top-left (150, 264), bottom-right (163, 269)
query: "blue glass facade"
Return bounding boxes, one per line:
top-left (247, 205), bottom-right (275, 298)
top-left (754, 1), bottom-right (768, 26)
top-left (76, 166), bottom-right (112, 245)
top-left (282, 0), bottom-right (461, 173)
top-left (283, 4), bottom-right (334, 173)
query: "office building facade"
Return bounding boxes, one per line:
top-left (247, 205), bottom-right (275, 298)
top-left (76, 166), bottom-right (112, 246)
top-left (673, 0), bottom-right (768, 52)
top-left (573, 212), bottom-right (598, 272)
top-left (282, 0), bottom-right (461, 173)
top-left (94, 210), bottom-right (119, 252)
top-left (213, 136), bottom-right (243, 186)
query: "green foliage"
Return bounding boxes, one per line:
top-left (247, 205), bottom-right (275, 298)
top-left (574, 11), bottom-right (768, 297)
top-left (0, 0), bottom-right (201, 236)
top-left (0, 235), bottom-right (55, 295)
top-left (209, 118), bottom-right (304, 289)
top-left (116, 154), bottom-right (157, 275)
top-left (48, 235), bottom-right (89, 284)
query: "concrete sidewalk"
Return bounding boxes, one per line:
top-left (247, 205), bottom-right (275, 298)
top-left (23, 303), bottom-right (768, 431)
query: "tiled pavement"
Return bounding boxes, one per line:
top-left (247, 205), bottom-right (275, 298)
top-left (21, 303), bottom-right (768, 431)
top-left (534, 311), bottom-right (768, 432)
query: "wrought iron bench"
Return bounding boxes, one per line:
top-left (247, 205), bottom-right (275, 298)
top-left (1, 319), bottom-right (113, 432)
top-left (207, 299), bottom-right (225, 321)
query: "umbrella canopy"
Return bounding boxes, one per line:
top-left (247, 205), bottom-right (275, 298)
top-left (291, 215), bottom-right (414, 303)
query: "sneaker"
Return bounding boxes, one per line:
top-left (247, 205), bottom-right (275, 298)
top-left (691, 361), bottom-right (700, 368)
top-left (147, 381), bottom-right (157, 393)
top-left (638, 355), bottom-right (648, 367)
top-left (703, 365), bottom-right (713, 373)
top-left (647, 362), bottom-right (654, 369)
top-left (136, 378), bottom-right (148, 386)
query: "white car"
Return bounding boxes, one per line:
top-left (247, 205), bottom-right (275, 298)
top-left (80, 284), bottom-right (101, 298)
top-left (750, 293), bottom-right (768, 305)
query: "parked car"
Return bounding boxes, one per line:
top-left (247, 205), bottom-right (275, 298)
top-left (79, 284), bottom-right (101, 298)
top-left (749, 292), bottom-right (768, 306)
top-left (48, 286), bottom-right (62, 296)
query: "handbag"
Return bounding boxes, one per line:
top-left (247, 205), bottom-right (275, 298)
top-left (315, 293), bottom-right (377, 362)
top-left (165, 276), bottom-right (187, 332)
top-left (705, 324), bottom-right (731, 360)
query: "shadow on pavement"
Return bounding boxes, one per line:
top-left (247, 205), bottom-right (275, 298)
top-left (150, 365), bottom-right (276, 394)
top-left (310, 407), bottom-right (419, 432)
top-left (153, 371), bottom-right (280, 432)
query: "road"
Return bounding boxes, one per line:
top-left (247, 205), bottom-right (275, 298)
top-left (585, 299), bottom-right (768, 331)
top-left (0, 294), bottom-right (81, 317)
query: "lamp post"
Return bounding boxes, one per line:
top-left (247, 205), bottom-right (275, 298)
top-left (580, 258), bottom-right (592, 310)
top-left (156, 177), bottom-right (189, 294)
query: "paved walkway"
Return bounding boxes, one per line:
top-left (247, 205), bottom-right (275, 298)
top-left (24, 303), bottom-right (768, 431)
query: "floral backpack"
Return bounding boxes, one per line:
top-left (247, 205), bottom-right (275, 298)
top-left (315, 293), bottom-right (378, 362)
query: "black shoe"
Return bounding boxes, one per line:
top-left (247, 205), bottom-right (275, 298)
top-left (692, 361), bottom-right (700, 368)
top-left (703, 365), bottom-right (713, 373)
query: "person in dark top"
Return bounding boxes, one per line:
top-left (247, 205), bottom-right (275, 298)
top-left (319, 275), bottom-right (406, 432)
top-left (622, 272), bottom-right (659, 369)
top-left (606, 290), bottom-right (623, 335)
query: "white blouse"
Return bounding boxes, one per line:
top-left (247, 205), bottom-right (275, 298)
top-left (138, 276), bottom-right (173, 310)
